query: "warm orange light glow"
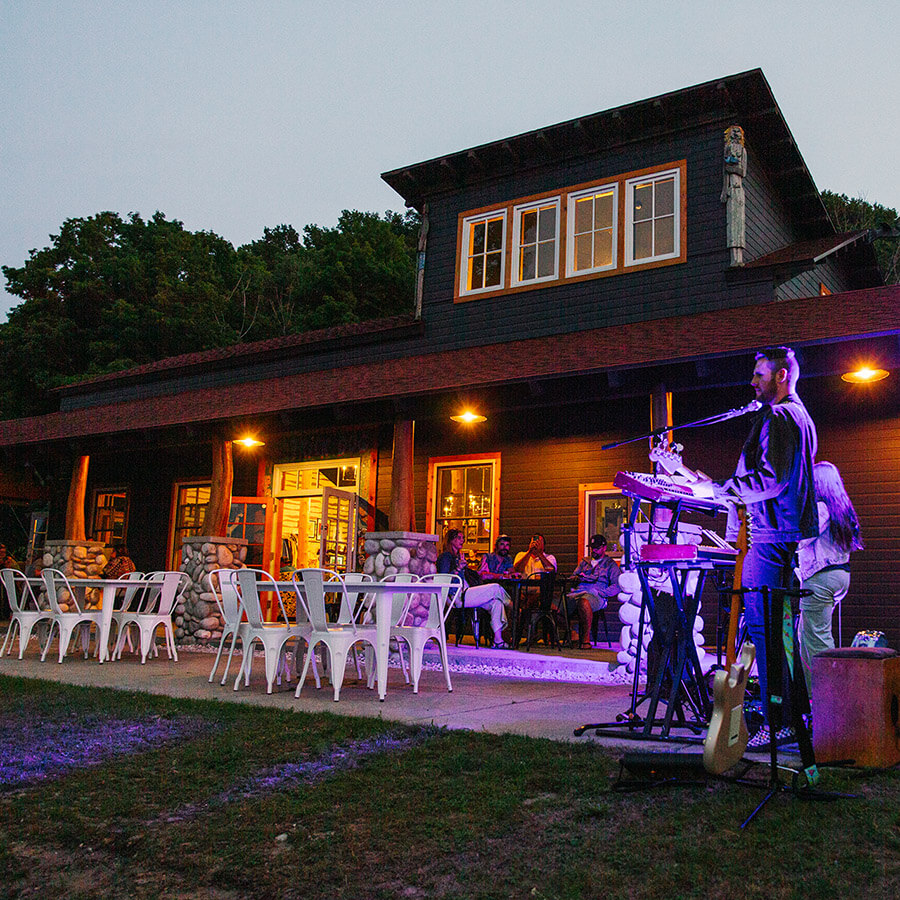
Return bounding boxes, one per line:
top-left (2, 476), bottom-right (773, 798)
top-left (841, 366), bottom-right (889, 384)
top-left (450, 410), bottom-right (486, 424)
top-left (235, 436), bottom-right (266, 448)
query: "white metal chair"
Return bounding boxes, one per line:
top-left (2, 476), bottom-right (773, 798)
top-left (0, 568), bottom-right (53, 659)
top-left (389, 573), bottom-right (461, 694)
top-left (40, 568), bottom-right (104, 663)
top-left (207, 568), bottom-right (248, 685)
top-left (363, 572), bottom-right (418, 686)
top-left (107, 571), bottom-right (147, 658)
top-left (233, 568), bottom-right (299, 694)
top-left (112, 571), bottom-right (185, 664)
top-left (292, 568), bottom-right (378, 701)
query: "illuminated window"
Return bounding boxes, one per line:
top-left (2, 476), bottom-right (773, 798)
top-left (428, 454), bottom-right (500, 555)
top-left (511, 198), bottom-right (560, 286)
top-left (625, 168), bottom-right (680, 265)
top-left (578, 484), bottom-right (632, 559)
top-left (566, 184), bottom-right (617, 276)
top-left (90, 490), bottom-right (129, 546)
top-left (169, 482), bottom-right (211, 568)
top-left (459, 210), bottom-right (507, 296)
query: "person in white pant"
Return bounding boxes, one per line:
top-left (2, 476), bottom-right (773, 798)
top-left (797, 461), bottom-right (863, 691)
top-left (436, 529), bottom-right (512, 648)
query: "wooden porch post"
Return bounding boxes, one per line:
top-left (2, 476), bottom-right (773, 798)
top-left (389, 419), bottom-right (416, 532)
top-left (64, 454), bottom-right (90, 541)
top-left (201, 438), bottom-right (233, 537)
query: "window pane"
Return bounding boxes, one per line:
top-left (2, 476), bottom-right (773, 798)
top-left (469, 255), bottom-right (484, 290)
top-left (655, 178), bottom-right (675, 216)
top-left (484, 251), bottom-right (502, 287)
top-left (486, 218), bottom-right (504, 252)
top-left (655, 216), bottom-right (675, 255)
top-left (521, 210), bottom-right (537, 245)
top-left (575, 232), bottom-right (592, 271)
top-left (595, 191), bottom-right (613, 229)
top-left (520, 245), bottom-right (536, 281)
top-left (633, 220), bottom-right (653, 260)
top-left (471, 221), bottom-right (486, 254)
top-left (633, 183), bottom-right (652, 222)
top-left (538, 206), bottom-right (556, 241)
top-left (594, 229), bottom-right (613, 267)
top-left (574, 197), bottom-right (592, 234)
top-left (537, 241), bottom-right (555, 277)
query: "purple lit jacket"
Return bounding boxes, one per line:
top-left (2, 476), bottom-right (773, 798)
top-left (715, 394), bottom-right (818, 543)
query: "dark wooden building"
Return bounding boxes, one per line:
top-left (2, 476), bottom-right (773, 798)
top-left (1, 69), bottom-right (898, 645)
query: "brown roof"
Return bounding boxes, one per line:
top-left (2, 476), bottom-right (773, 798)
top-left (2, 285), bottom-right (898, 447)
top-left (745, 232), bottom-right (869, 268)
top-left (56, 314), bottom-right (421, 393)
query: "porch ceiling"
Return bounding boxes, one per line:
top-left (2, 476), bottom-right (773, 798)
top-left (0, 285), bottom-right (898, 449)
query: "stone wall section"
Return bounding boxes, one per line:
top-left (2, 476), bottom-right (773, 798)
top-left (361, 532), bottom-right (438, 626)
top-left (176, 536), bottom-right (248, 646)
top-left (41, 539), bottom-right (108, 610)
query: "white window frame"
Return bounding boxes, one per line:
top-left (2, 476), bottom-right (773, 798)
top-left (565, 183), bottom-right (618, 277)
top-left (511, 196), bottom-right (561, 287)
top-left (624, 167), bottom-right (681, 266)
top-left (459, 209), bottom-right (507, 297)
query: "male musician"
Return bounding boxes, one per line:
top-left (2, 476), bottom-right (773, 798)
top-left (712, 347), bottom-right (817, 744)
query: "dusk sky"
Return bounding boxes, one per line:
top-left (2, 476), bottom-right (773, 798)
top-left (3, 0), bottom-right (898, 321)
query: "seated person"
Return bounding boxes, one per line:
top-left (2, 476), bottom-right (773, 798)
top-left (102, 543), bottom-right (136, 579)
top-left (436, 529), bottom-right (513, 649)
top-left (513, 533), bottom-right (557, 577)
top-left (567, 535), bottom-right (621, 648)
top-left (479, 533), bottom-right (516, 581)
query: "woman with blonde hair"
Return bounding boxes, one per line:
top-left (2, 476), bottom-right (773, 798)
top-left (797, 461), bottom-right (863, 687)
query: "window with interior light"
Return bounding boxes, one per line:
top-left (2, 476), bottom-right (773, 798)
top-left (168, 481), bottom-right (211, 568)
top-left (459, 210), bottom-right (507, 296)
top-left (427, 453), bottom-right (501, 555)
top-left (511, 197), bottom-right (560, 286)
top-left (625, 167), bottom-right (680, 265)
top-left (90, 489), bottom-right (129, 546)
top-left (566, 184), bottom-right (617, 276)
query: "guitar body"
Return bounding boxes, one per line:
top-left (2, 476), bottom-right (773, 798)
top-left (703, 641), bottom-right (756, 774)
top-left (725, 505), bottom-right (749, 667)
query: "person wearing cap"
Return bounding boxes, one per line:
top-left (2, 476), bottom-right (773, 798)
top-left (479, 534), bottom-right (516, 581)
top-left (567, 535), bottom-right (621, 648)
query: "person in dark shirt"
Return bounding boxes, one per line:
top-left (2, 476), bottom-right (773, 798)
top-left (711, 347), bottom-right (817, 745)
top-left (479, 534), bottom-right (516, 581)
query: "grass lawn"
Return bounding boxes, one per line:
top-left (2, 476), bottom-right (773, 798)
top-left (1, 674), bottom-right (898, 899)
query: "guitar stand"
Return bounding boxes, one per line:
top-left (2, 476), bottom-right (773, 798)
top-left (576, 559), bottom-right (713, 743)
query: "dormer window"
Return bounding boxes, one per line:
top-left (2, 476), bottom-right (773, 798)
top-left (512, 198), bottom-right (560, 286)
top-left (460, 210), bottom-right (507, 296)
top-left (625, 167), bottom-right (680, 265)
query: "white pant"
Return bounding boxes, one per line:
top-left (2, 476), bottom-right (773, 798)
top-left (461, 583), bottom-right (511, 642)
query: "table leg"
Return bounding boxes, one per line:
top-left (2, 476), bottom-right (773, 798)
top-left (98, 585), bottom-right (116, 664)
top-left (376, 593), bottom-right (389, 701)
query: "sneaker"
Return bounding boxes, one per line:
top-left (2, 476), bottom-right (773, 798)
top-left (747, 725), bottom-right (796, 749)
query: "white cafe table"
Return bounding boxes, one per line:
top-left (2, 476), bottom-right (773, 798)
top-left (275, 579), bottom-right (444, 701)
top-left (34, 575), bottom-right (167, 664)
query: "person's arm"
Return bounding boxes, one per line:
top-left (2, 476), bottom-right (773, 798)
top-left (596, 558), bottom-right (622, 598)
top-left (513, 550), bottom-right (531, 573)
top-left (536, 550), bottom-right (557, 571)
top-left (716, 411), bottom-right (797, 504)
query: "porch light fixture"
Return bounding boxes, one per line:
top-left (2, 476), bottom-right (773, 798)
top-left (841, 366), bottom-right (889, 384)
top-left (450, 410), bottom-right (486, 424)
top-left (235, 435), bottom-right (266, 449)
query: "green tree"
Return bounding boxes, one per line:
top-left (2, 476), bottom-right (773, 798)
top-left (821, 190), bottom-right (899, 284)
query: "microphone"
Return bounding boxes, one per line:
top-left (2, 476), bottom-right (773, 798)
top-left (711, 400), bottom-right (763, 424)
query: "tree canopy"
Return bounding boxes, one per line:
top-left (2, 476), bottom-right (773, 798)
top-left (821, 190), bottom-right (899, 285)
top-left (0, 209), bottom-right (419, 418)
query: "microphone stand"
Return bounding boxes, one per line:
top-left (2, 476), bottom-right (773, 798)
top-left (601, 401), bottom-right (762, 450)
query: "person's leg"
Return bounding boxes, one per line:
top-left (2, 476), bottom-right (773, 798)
top-left (799, 569), bottom-right (849, 691)
top-left (741, 542), bottom-right (795, 725)
top-left (463, 584), bottom-right (508, 643)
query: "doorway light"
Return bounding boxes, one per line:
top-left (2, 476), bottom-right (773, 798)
top-left (841, 366), bottom-right (889, 384)
top-left (235, 435), bottom-right (266, 449)
top-left (450, 410), bottom-right (486, 424)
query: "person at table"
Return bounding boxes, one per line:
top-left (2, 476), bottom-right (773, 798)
top-left (479, 534), bottom-right (516, 581)
top-left (102, 543), bottom-right (136, 579)
top-left (437, 529), bottom-right (513, 649)
top-left (567, 534), bottom-right (621, 649)
top-left (513, 534), bottom-right (557, 577)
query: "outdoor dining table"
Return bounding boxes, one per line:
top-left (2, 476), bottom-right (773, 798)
top-left (274, 578), bottom-right (446, 701)
top-left (31, 574), bottom-right (168, 664)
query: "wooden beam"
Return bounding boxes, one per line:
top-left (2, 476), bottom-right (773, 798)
top-left (389, 420), bottom-right (416, 532)
top-left (201, 438), bottom-right (233, 537)
top-left (64, 455), bottom-right (89, 542)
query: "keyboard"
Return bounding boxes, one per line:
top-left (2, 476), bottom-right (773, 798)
top-left (613, 471), bottom-right (730, 515)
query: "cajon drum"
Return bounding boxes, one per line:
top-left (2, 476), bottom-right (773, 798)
top-left (811, 647), bottom-right (900, 768)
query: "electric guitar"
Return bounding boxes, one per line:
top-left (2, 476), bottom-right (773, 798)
top-left (725, 505), bottom-right (749, 667)
top-left (703, 640), bottom-right (756, 774)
